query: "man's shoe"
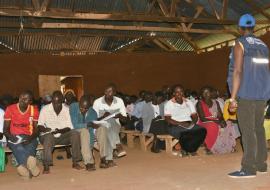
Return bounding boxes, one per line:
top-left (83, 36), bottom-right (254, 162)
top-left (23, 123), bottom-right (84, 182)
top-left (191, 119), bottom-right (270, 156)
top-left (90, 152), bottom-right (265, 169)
top-left (17, 165), bottom-right (31, 179)
top-left (99, 158), bottom-right (109, 169)
top-left (43, 165), bottom-right (50, 174)
top-left (27, 156), bottom-right (40, 177)
top-left (72, 162), bottom-right (83, 170)
top-left (86, 163), bottom-right (96, 171)
top-left (116, 144), bottom-right (127, 158)
top-left (228, 170), bottom-right (256, 178)
top-left (107, 160), bottom-right (117, 168)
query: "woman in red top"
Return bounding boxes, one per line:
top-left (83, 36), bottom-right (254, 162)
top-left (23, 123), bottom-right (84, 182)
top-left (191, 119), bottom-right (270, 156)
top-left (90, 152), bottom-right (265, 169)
top-left (4, 91), bottom-right (40, 179)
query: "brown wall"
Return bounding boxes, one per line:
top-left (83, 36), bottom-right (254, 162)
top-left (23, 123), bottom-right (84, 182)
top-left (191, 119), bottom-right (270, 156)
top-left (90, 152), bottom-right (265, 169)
top-left (0, 32), bottom-right (269, 98)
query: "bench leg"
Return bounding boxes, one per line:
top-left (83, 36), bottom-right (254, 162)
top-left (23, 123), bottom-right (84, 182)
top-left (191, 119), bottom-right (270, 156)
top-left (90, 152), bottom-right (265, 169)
top-left (165, 139), bottom-right (173, 154)
top-left (127, 134), bottom-right (135, 148)
top-left (139, 135), bottom-right (146, 151)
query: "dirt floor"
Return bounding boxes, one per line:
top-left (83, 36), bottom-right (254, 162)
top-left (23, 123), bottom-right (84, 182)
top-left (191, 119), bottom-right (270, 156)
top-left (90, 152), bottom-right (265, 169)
top-left (1, 144), bottom-right (270, 190)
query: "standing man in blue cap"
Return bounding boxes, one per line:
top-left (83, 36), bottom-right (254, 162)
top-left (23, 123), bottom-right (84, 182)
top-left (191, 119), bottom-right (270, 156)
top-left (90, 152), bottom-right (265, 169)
top-left (227, 14), bottom-right (270, 178)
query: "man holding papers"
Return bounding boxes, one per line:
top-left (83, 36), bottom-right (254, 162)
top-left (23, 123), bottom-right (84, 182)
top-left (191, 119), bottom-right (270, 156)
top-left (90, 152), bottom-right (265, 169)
top-left (93, 84), bottom-right (127, 166)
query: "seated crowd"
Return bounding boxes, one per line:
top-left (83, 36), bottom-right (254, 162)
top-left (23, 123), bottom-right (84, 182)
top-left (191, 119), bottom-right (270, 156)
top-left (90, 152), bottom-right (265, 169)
top-left (0, 84), bottom-right (269, 180)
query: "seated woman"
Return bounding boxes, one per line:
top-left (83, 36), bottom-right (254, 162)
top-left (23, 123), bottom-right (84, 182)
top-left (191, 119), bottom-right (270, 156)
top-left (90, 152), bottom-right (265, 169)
top-left (164, 85), bottom-right (206, 157)
top-left (223, 99), bottom-right (241, 140)
top-left (196, 87), bottom-right (236, 154)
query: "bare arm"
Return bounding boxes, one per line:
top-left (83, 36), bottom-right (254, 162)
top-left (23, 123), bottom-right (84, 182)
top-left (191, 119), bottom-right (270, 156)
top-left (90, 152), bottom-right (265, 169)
top-left (231, 42), bottom-right (244, 100)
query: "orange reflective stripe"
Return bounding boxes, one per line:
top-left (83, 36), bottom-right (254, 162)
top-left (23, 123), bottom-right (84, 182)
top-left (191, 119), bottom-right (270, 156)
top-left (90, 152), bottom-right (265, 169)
top-left (29, 106), bottom-right (34, 135)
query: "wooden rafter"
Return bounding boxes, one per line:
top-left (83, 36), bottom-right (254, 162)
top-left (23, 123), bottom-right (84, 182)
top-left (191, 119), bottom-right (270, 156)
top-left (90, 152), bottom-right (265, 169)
top-left (1, 8), bottom-right (269, 25)
top-left (187, 6), bottom-right (204, 30)
top-left (40, 0), bottom-right (51, 12)
top-left (39, 22), bottom-right (236, 34)
top-left (123, 0), bottom-right (133, 14)
top-left (170, 0), bottom-right (179, 17)
top-left (244, 0), bottom-right (270, 20)
top-left (221, 0), bottom-right (228, 20)
top-left (208, 0), bottom-right (220, 20)
top-left (146, 0), bottom-right (157, 14)
top-left (157, 0), bottom-right (169, 17)
top-left (31, 0), bottom-right (40, 11)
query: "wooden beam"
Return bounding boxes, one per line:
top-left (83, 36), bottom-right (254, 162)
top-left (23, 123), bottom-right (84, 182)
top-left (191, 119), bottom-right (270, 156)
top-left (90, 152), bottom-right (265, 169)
top-left (221, 0), bottom-right (228, 20)
top-left (40, 0), bottom-right (51, 12)
top-left (208, 0), bottom-right (220, 20)
top-left (244, 0), bottom-right (270, 20)
top-left (146, 0), bottom-right (157, 14)
top-left (157, 0), bottom-right (170, 17)
top-left (123, 0), bottom-right (133, 14)
top-left (0, 8), bottom-right (264, 25)
top-left (187, 6), bottom-right (204, 30)
top-left (39, 22), bottom-right (236, 34)
top-left (170, 0), bottom-right (179, 17)
top-left (32, 0), bottom-right (40, 11)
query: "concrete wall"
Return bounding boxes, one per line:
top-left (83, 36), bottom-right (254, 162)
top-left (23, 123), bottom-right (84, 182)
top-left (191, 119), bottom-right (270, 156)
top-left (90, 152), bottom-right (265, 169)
top-left (0, 32), bottom-right (269, 98)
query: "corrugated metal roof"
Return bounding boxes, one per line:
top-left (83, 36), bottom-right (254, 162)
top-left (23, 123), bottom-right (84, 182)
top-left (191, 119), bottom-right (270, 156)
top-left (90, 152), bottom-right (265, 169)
top-left (0, 0), bottom-right (269, 54)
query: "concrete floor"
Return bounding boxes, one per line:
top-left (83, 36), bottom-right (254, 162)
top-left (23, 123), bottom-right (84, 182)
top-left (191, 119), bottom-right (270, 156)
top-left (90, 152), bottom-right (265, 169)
top-left (1, 145), bottom-right (270, 190)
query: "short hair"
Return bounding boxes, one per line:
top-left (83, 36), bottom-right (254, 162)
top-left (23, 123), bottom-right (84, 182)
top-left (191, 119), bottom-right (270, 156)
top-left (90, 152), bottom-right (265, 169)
top-left (80, 94), bottom-right (90, 103)
top-left (172, 84), bottom-right (184, 93)
top-left (200, 86), bottom-right (212, 96)
top-left (20, 90), bottom-right (33, 100)
top-left (52, 90), bottom-right (63, 99)
top-left (155, 91), bottom-right (164, 98)
top-left (105, 83), bottom-right (117, 91)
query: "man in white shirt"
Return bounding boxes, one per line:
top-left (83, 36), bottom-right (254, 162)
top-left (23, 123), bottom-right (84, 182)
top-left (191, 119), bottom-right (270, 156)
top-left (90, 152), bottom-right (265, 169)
top-left (38, 91), bottom-right (82, 174)
top-left (93, 84), bottom-right (127, 165)
top-left (165, 85), bottom-right (206, 157)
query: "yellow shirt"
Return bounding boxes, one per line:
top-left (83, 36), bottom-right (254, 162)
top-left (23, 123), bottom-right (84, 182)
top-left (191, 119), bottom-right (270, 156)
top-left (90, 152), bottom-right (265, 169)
top-left (223, 99), bottom-right (237, 121)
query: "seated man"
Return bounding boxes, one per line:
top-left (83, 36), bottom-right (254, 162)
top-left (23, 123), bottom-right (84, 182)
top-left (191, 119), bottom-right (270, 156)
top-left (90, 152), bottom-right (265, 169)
top-left (38, 91), bottom-right (82, 174)
top-left (93, 84), bottom-right (127, 164)
top-left (165, 85), bottom-right (207, 157)
top-left (70, 95), bottom-right (111, 170)
top-left (4, 91), bottom-right (40, 179)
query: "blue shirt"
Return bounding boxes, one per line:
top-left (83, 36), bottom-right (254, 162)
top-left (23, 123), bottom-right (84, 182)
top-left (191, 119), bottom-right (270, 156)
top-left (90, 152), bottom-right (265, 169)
top-left (69, 102), bottom-right (97, 145)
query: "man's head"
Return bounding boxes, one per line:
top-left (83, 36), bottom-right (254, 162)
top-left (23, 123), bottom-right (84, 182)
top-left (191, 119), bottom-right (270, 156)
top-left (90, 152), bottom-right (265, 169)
top-left (172, 85), bottom-right (184, 103)
top-left (138, 90), bottom-right (146, 100)
top-left (18, 91), bottom-right (33, 110)
top-left (155, 91), bottom-right (164, 105)
top-left (52, 91), bottom-right (64, 112)
top-left (238, 14), bottom-right (255, 35)
top-left (144, 91), bottom-right (153, 103)
top-left (104, 83), bottom-right (116, 101)
top-left (79, 95), bottom-right (91, 115)
top-left (64, 89), bottom-right (77, 105)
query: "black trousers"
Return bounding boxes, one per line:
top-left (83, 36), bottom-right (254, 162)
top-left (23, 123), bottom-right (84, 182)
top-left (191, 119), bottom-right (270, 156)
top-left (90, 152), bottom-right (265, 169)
top-left (168, 124), bottom-right (206, 153)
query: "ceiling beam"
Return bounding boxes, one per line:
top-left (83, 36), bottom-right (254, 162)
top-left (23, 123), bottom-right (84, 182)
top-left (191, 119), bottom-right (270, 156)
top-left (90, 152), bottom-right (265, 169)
top-left (244, 0), bottom-right (270, 20)
top-left (157, 0), bottom-right (170, 17)
top-left (1, 8), bottom-right (269, 25)
top-left (187, 6), bottom-right (204, 30)
top-left (40, 0), bottom-right (51, 12)
top-left (39, 22), bottom-right (237, 34)
top-left (170, 0), bottom-right (179, 17)
top-left (208, 0), bottom-right (221, 20)
top-left (31, 0), bottom-right (40, 11)
top-left (123, 0), bottom-right (133, 14)
top-left (221, 0), bottom-right (228, 20)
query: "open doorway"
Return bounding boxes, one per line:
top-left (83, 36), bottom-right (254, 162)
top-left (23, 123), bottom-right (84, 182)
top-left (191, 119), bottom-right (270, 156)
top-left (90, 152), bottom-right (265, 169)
top-left (38, 75), bottom-right (84, 99)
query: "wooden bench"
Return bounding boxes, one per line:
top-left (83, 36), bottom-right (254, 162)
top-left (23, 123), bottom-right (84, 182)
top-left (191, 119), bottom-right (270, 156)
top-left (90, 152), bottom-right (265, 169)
top-left (4, 144), bottom-right (69, 153)
top-left (156, 135), bottom-right (179, 154)
top-left (139, 133), bottom-right (154, 151)
top-left (120, 130), bottom-right (141, 148)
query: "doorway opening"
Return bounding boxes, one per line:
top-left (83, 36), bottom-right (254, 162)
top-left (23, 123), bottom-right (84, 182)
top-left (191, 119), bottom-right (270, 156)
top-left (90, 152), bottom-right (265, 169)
top-left (38, 75), bottom-right (84, 99)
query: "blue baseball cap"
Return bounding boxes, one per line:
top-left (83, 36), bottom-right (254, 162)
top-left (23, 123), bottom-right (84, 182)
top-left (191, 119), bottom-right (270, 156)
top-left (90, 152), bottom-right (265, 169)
top-left (238, 14), bottom-right (255, 27)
